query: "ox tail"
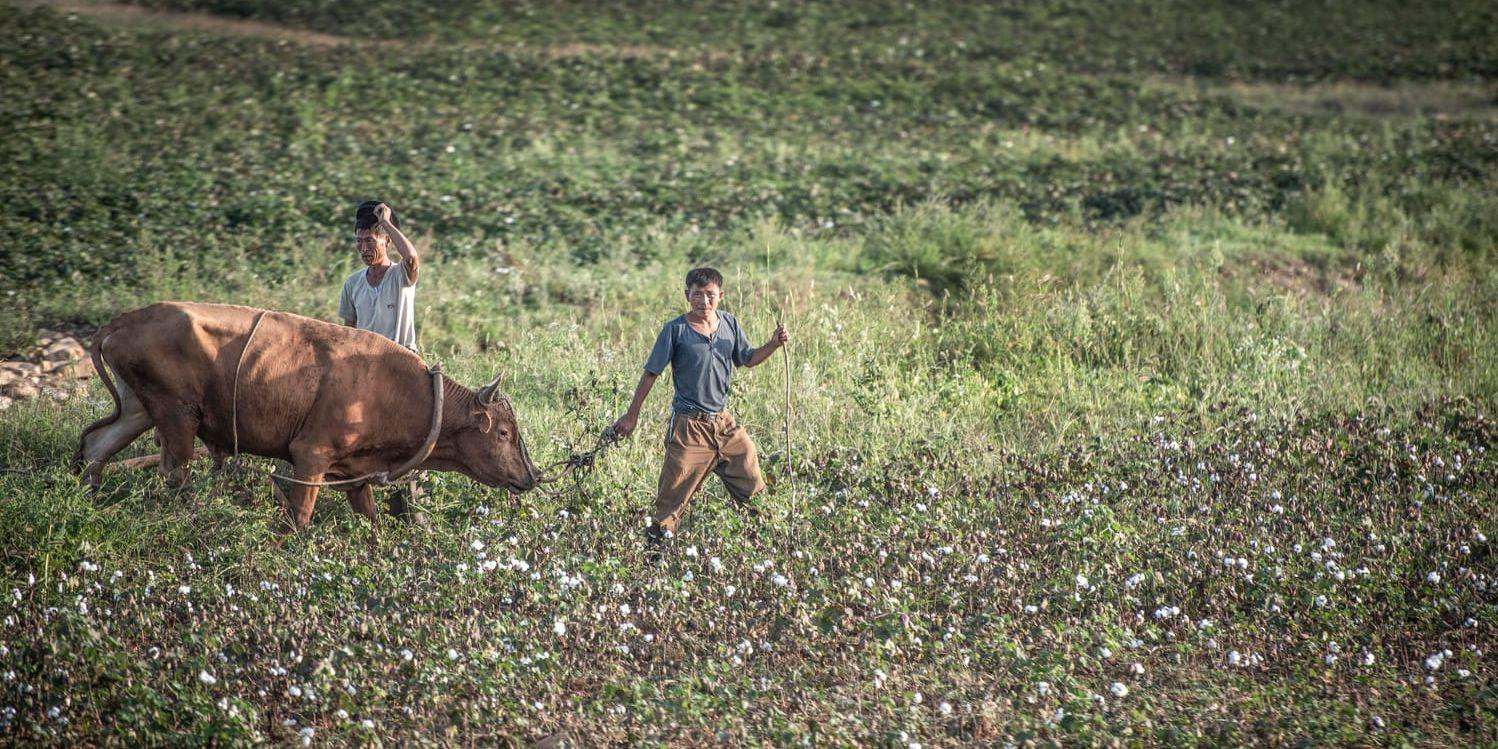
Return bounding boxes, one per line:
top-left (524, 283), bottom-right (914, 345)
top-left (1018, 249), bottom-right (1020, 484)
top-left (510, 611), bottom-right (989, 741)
top-left (71, 326), bottom-right (125, 471)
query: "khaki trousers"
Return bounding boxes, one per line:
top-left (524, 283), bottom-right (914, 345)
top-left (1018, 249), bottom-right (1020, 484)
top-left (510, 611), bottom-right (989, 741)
top-left (652, 410), bottom-right (765, 532)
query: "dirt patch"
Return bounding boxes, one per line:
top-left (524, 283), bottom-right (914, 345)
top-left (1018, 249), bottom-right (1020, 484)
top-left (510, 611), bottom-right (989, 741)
top-left (1152, 75), bottom-right (1498, 121)
top-left (1228, 253), bottom-right (1362, 297)
top-left (15, 0), bottom-right (362, 47)
top-left (15, 0), bottom-right (708, 59)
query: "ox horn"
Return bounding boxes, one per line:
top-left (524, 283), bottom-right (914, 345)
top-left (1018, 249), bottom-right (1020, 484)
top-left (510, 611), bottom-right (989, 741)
top-left (475, 373), bottom-right (503, 405)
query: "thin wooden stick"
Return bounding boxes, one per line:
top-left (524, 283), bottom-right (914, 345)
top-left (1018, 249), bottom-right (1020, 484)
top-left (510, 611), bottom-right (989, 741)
top-left (107, 446), bottom-right (211, 472)
top-left (783, 293), bottom-right (795, 515)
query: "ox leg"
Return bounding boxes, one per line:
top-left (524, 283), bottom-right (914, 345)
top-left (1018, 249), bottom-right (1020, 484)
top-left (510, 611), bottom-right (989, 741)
top-left (76, 376), bottom-right (154, 489)
top-left (385, 474), bottom-right (429, 526)
top-left (280, 441), bottom-right (334, 532)
top-left (154, 410), bottom-right (200, 494)
top-left (278, 477), bottom-right (324, 532)
top-left (207, 446), bottom-right (228, 475)
top-left (347, 484), bottom-right (379, 547)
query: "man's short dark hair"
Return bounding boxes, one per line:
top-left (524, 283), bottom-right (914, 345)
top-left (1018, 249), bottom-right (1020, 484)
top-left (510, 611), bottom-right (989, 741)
top-left (355, 200), bottom-right (401, 233)
top-left (685, 267), bottom-right (724, 289)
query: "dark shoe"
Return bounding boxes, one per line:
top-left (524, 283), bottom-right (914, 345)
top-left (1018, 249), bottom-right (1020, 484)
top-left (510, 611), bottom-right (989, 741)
top-left (644, 524), bottom-right (666, 564)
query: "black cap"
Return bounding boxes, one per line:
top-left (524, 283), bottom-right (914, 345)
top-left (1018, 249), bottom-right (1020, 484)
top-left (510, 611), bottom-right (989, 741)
top-left (355, 201), bottom-right (401, 231)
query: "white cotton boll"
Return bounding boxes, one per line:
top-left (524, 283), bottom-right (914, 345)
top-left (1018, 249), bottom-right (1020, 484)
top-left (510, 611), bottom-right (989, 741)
top-left (447, 649), bottom-right (459, 661)
top-left (938, 701), bottom-right (953, 716)
top-left (1099, 647), bottom-right (1112, 659)
top-left (1125, 573), bottom-right (1145, 589)
top-left (288, 686), bottom-right (302, 697)
top-left (709, 557), bottom-right (724, 573)
top-left (1228, 651), bottom-right (1243, 667)
top-left (1426, 571), bottom-right (1440, 584)
top-left (400, 649), bottom-right (413, 662)
top-left (773, 574), bottom-right (789, 588)
top-left (724, 585), bottom-right (737, 597)
top-left (552, 620), bottom-right (566, 636)
top-left (1109, 682), bottom-right (1128, 698)
top-left (198, 670), bottom-right (216, 686)
top-left (1036, 681), bottom-right (1050, 695)
top-left (1362, 652), bottom-right (1375, 666)
top-left (1424, 653), bottom-right (1443, 670)
top-left (470, 539), bottom-right (484, 552)
top-left (685, 546), bottom-right (699, 558)
top-left (1130, 662), bottom-right (1145, 675)
top-left (1075, 574), bottom-right (1088, 587)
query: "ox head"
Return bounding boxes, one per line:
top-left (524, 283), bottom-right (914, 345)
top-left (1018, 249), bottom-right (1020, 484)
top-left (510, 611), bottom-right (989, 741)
top-left (449, 374), bottom-right (539, 492)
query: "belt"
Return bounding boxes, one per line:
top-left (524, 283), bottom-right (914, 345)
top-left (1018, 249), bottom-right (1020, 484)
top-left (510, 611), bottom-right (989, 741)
top-left (677, 409), bottom-right (722, 421)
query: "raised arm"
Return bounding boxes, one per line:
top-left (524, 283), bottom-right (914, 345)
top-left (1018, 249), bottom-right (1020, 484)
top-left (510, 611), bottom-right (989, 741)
top-left (374, 203), bottom-right (420, 284)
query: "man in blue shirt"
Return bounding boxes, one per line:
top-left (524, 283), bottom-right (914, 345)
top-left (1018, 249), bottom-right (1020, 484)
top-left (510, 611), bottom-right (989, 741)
top-left (612, 267), bottom-right (789, 551)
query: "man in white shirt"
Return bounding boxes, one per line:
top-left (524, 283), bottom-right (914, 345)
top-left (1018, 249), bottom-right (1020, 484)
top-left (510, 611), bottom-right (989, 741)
top-left (339, 201), bottom-right (420, 350)
top-left (337, 201), bottom-right (425, 521)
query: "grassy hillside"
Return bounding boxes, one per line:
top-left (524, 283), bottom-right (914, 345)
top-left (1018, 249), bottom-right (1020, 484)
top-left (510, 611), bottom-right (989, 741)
top-left (0, 2), bottom-right (1494, 746)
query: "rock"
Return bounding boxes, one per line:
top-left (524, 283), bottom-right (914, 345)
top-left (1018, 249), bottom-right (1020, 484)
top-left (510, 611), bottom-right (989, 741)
top-left (1, 361), bottom-right (39, 378)
top-left (65, 358), bottom-right (97, 379)
top-left (0, 369), bottom-right (15, 388)
top-left (0, 395), bottom-right (11, 410)
top-left (42, 338), bottom-right (86, 362)
top-left (534, 733), bottom-right (582, 749)
top-left (5, 380), bottom-right (39, 399)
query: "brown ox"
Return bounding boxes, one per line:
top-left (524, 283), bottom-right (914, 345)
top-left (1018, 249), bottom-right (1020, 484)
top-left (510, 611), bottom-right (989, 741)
top-left (73, 302), bottom-right (539, 530)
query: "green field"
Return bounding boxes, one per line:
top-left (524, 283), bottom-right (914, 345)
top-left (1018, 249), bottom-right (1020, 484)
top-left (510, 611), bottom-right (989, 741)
top-left (1, 1), bottom-right (1495, 746)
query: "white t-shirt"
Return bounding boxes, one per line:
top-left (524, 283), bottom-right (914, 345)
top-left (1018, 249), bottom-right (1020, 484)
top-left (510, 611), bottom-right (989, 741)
top-left (338, 262), bottom-right (418, 350)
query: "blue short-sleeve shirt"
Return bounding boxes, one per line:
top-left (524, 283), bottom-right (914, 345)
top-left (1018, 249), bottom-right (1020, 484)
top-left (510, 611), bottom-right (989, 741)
top-left (644, 311), bottom-right (755, 414)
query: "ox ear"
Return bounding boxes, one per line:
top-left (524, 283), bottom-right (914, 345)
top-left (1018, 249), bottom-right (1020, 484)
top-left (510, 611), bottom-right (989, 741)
top-left (475, 373), bottom-right (503, 406)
